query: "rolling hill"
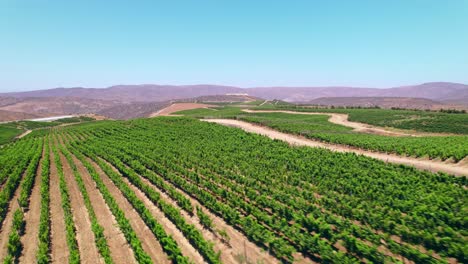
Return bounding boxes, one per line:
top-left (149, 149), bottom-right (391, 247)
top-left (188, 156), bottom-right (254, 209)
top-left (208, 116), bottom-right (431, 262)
top-left (3, 82), bottom-right (467, 104)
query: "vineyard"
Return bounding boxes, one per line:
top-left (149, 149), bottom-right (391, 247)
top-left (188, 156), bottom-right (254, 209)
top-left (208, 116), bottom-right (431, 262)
top-left (177, 107), bottom-right (468, 161)
top-left (0, 116), bottom-right (466, 263)
top-left (253, 106), bottom-right (468, 135)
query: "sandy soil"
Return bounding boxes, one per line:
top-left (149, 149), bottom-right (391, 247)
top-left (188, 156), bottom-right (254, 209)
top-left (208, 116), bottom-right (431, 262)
top-left (0, 172), bottom-right (24, 260)
top-left (150, 103), bottom-right (216, 117)
top-left (204, 119), bottom-right (468, 177)
top-left (59, 152), bottom-right (103, 264)
top-left (71, 155), bottom-right (137, 264)
top-left (243, 109), bottom-right (452, 137)
top-left (18, 154), bottom-right (43, 263)
top-left (16, 130), bottom-right (32, 139)
top-left (49, 149), bottom-right (69, 263)
top-left (89, 158), bottom-right (170, 264)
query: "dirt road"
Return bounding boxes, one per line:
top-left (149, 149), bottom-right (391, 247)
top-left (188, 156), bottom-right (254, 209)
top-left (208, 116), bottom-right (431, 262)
top-left (150, 103), bottom-right (216, 117)
top-left (204, 119), bottom-right (468, 177)
top-left (16, 130), bottom-right (32, 139)
top-left (243, 110), bottom-right (450, 137)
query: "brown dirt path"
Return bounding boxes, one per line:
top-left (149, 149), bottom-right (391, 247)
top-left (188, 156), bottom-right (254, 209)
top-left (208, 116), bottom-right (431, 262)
top-left (71, 155), bottom-right (137, 264)
top-left (204, 119), bottom-right (468, 177)
top-left (16, 130), bottom-right (32, 139)
top-left (243, 109), bottom-right (452, 137)
top-left (0, 174), bottom-right (25, 259)
top-left (49, 148), bottom-right (69, 263)
top-left (18, 155), bottom-right (43, 263)
top-left (88, 158), bottom-right (171, 264)
top-left (59, 152), bottom-right (103, 264)
top-left (138, 172), bottom-right (280, 264)
top-left (151, 103), bottom-right (216, 117)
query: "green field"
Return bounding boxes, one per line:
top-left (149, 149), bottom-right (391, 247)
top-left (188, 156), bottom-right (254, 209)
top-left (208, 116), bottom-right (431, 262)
top-left (1, 116), bottom-right (466, 263)
top-left (176, 107), bottom-right (468, 161)
top-left (0, 116), bottom-right (95, 145)
top-left (0, 126), bottom-right (22, 145)
top-left (255, 105), bottom-right (468, 134)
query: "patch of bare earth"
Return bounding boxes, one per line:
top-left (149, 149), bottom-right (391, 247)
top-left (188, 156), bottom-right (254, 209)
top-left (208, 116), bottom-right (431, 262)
top-left (150, 103), bottom-right (216, 117)
top-left (70, 154), bottom-right (136, 264)
top-left (137, 164), bottom-right (280, 264)
top-left (19, 155), bottom-right (43, 263)
top-left (87, 158), bottom-right (170, 264)
top-left (0, 172), bottom-right (25, 260)
top-left (59, 152), bottom-right (103, 264)
top-left (49, 148), bottom-right (69, 263)
top-left (204, 119), bottom-right (468, 177)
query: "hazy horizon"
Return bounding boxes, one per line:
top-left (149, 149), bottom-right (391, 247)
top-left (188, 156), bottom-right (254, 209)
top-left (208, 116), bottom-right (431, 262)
top-left (3, 81), bottom-right (468, 94)
top-left (1, 1), bottom-right (467, 92)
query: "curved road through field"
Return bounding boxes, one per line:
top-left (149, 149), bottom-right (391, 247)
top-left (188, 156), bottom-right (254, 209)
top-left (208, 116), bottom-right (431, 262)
top-left (203, 119), bottom-right (468, 177)
top-left (242, 109), bottom-right (451, 137)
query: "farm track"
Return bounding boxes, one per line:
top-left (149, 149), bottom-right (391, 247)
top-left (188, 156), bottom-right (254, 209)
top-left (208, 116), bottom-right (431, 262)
top-left (16, 129), bottom-right (32, 139)
top-left (204, 119), bottom-right (468, 176)
top-left (19, 154), bottom-right (43, 263)
top-left (105, 160), bottom-right (207, 264)
top-left (71, 155), bottom-right (137, 264)
top-left (59, 151), bottom-right (103, 264)
top-left (0, 170), bottom-right (25, 259)
top-left (242, 109), bottom-right (452, 137)
top-left (88, 157), bottom-right (171, 264)
top-left (151, 103), bottom-right (216, 117)
top-left (49, 148), bottom-right (69, 263)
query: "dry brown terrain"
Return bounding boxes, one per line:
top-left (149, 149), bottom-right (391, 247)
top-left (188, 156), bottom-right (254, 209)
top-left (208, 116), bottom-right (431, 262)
top-left (204, 119), bottom-right (468, 176)
top-left (151, 103), bottom-right (216, 117)
top-left (0, 109), bottom-right (40, 122)
top-left (49, 149), bottom-right (70, 263)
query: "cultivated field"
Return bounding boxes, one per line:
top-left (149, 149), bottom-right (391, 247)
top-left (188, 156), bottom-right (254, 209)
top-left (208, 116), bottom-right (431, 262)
top-left (0, 114), bottom-right (466, 263)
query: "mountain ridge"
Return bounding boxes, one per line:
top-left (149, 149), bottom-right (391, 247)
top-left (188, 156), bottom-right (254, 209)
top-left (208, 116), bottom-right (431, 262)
top-left (1, 82), bottom-right (467, 104)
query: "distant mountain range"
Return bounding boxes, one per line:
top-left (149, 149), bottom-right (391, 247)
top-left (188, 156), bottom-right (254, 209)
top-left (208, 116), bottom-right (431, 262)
top-left (0, 82), bottom-right (466, 121)
top-left (2, 82), bottom-right (467, 104)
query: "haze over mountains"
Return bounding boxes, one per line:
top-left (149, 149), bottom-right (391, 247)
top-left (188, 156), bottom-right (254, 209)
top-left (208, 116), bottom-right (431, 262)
top-left (3, 82), bottom-right (467, 103)
top-left (0, 82), bottom-right (467, 121)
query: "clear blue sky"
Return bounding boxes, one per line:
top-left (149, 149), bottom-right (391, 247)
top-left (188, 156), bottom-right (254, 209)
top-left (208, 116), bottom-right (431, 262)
top-left (1, 0), bottom-right (467, 92)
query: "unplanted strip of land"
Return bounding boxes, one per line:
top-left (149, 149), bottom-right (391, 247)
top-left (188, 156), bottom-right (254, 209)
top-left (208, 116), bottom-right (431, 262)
top-left (19, 158), bottom-right (43, 263)
top-left (49, 149), bottom-right (69, 263)
top-left (204, 119), bottom-right (468, 176)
